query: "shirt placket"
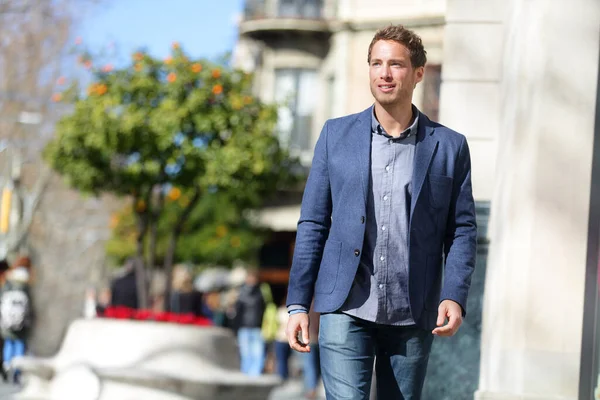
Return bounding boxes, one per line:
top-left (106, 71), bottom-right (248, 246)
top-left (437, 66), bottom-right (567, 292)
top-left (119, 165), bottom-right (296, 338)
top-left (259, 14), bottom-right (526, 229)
top-left (376, 138), bottom-right (394, 321)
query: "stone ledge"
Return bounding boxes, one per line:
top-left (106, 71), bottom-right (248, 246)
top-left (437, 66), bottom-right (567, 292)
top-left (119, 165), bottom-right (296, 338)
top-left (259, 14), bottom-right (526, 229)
top-left (475, 390), bottom-right (575, 400)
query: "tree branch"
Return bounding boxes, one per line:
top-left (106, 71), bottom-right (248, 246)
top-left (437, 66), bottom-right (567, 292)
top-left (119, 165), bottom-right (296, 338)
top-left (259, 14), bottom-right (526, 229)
top-left (7, 166), bottom-right (51, 252)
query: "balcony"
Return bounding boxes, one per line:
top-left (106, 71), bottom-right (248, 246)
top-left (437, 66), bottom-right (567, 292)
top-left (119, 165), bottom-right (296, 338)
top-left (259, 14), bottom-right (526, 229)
top-left (239, 0), bottom-right (335, 39)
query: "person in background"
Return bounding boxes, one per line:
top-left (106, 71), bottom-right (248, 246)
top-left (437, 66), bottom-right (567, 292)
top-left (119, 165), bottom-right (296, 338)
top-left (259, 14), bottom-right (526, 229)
top-left (10, 257), bottom-right (32, 283)
top-left (234, 268), bottom-right (266, 376)
top-left (170, 265), bottom-right (203, 316)
top-left (273, 297), bottom-right (291, 381)
top-left (0, 259), bottom-right (10, 382)
top-left (1, 265), bottom-right (33, 384)
top-left (84, 286), bottom-right (111, 318)
top-left (110, 258), bottom-right (139, 309)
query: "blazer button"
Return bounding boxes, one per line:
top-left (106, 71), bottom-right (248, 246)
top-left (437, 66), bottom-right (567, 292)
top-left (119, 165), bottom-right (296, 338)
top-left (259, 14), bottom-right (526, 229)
top-left (360, 216), bottom-right (365, 224)
top-left (354, 249), bottom-right (360, 257)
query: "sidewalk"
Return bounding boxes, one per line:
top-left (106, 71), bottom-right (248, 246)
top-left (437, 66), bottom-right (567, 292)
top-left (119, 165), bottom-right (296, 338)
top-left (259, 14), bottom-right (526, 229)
top-left (269, 378), bottom-right (325, 400)
top-left (0, 382), bottom-right (19, 399)
top-left (0, 378), bottom-right (321, 400)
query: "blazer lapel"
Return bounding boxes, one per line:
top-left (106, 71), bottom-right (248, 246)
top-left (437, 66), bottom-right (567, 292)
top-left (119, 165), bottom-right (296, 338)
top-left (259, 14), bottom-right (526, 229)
top-left (348, 107), bottom-right (373, 203)
top-left (411, 113), bottom-right (438, 219)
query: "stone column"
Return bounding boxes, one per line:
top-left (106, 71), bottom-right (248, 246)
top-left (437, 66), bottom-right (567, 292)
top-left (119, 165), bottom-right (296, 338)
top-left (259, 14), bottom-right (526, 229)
top-left (439, 0), bottom-right (506, 202)
top-left (465, 0), bottom-right (599, 399)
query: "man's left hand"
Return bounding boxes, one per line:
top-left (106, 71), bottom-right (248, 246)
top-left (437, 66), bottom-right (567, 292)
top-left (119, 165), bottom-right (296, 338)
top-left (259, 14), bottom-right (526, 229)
top-left (432, 300), bottom-right (463, 337)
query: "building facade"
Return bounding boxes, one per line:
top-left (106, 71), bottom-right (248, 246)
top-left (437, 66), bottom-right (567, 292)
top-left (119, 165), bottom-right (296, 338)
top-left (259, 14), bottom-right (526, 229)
top-left (235, 0), bottom-right (600, 398)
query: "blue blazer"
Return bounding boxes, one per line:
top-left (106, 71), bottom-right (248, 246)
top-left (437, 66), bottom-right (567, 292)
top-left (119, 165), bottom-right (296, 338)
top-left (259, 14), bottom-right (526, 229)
top-left (286, 106), bottom-right (477, 330)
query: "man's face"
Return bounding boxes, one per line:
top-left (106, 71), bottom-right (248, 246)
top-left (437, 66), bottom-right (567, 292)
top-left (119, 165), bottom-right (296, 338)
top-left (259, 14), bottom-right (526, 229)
top-left (369, 40), bottom-right (424, 107)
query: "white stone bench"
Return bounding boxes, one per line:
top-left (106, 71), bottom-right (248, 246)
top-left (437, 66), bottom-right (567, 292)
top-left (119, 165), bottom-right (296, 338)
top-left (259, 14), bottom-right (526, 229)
top-left (13, 318), bottom-right (280, 400)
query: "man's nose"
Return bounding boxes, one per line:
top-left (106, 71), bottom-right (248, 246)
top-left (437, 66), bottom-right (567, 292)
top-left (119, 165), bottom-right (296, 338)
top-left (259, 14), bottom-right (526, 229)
top-left (381, 66), bottom-right (392, 79)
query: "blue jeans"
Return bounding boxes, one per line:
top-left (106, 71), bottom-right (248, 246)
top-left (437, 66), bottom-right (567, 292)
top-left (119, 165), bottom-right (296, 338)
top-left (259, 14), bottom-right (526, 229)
top-left (274, 340), bottom-right (292, 379)
top-left (319, 312), bottom-right (434, 400)
top-left (237, 328), bottom-right (265, 376)
top-left (3, 339), bottom-right (25, 367)
top-left (302, 343), bottom-right (321, 391)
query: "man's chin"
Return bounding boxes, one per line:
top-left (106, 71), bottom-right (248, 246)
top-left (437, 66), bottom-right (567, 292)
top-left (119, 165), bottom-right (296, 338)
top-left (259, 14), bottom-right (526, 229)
top-left (375, 97), bottom-right (399, 106)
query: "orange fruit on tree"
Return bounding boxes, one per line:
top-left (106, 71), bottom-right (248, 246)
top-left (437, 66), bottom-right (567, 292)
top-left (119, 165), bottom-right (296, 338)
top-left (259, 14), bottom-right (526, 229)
top-left (164, 56), bottom-right (173, 65)
top-left (102, 64), bottom-right (113, 72)
top-left (133, 52), bottom-right (144, 61)
top-left (167, 72), bottom-right (177, 83)
top-left (134, 63), bottom-right (142, 72)
top-left (168, 187), bottom-right (181, 201)
top-left (191, 63), bottom-right (202, 73)
top-left (96, 84), bottom-right (108, 95)
top-left (212, 84), bottom-right (223, 95)
top-left (51, 93), bottom-right (62, 102)
top-left (212, 69), bottom-right (221, 79)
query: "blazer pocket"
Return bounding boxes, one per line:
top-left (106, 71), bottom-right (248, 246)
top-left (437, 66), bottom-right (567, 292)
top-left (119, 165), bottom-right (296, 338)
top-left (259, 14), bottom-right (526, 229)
top-left (428, 174), bottom-right (453, 210)
top-left (315, 240), bottom-right (342, 294)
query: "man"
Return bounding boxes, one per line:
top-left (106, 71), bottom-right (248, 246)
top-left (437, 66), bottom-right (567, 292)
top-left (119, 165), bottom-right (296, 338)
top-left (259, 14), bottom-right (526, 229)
top-left (286, 25), bottom-right (477, 399)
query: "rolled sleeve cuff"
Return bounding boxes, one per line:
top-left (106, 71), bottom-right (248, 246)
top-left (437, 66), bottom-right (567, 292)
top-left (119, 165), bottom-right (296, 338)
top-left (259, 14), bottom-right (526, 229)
top-left (287, 304), bottom-right (308, 315)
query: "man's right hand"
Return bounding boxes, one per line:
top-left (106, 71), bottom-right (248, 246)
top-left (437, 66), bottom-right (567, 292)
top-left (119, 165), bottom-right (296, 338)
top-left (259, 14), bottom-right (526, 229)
top-left (286, 312), bottom-right (311, 353)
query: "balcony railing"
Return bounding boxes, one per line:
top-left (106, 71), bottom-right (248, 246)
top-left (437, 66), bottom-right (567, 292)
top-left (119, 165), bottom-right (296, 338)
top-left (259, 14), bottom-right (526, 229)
top-left (243, 0), bottom-right (335, 21)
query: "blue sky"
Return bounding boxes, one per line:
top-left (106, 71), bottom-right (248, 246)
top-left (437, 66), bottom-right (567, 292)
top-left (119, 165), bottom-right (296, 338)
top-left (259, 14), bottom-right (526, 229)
top-left (78, 0), bottom-right (244, 62)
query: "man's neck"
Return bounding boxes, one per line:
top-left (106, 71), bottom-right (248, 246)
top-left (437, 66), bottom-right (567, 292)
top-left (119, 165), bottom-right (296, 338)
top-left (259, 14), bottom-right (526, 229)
top-left (374, 102), bottom-right (414, 137)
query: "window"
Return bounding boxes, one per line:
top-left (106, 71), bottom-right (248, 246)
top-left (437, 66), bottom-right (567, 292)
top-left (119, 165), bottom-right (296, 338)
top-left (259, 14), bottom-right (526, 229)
top-left (422, 64), bottom-right (442, 122)
top-left (274, 68), bottom-right (318, 153)
top-left (278, 0), bottom-right (323, 18)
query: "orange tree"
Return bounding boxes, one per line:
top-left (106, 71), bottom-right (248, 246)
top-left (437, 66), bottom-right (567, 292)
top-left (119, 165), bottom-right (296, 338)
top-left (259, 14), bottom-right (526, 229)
top-left (44, 44), bottom-right (299, 307)
top-left (105, 189), bottom-right (266, 267)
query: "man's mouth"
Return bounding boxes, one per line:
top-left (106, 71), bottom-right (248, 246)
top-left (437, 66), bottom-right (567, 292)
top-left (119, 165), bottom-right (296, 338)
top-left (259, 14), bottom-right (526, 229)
top-left (379, 84), bottom-right (395, 92)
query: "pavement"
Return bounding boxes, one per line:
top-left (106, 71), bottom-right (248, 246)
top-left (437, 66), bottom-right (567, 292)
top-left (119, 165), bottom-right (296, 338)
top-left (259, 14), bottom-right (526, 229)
top-left (0, 382), bottom-right (19, 399)
top-left (0, 378), bottom-right (323, 400)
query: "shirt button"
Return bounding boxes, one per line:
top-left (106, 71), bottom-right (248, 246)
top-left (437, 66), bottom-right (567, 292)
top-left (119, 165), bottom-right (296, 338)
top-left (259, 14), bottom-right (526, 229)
top-left (381, 226), bottom-right (386, 231)
top-left (379, 284), bottom-right (383, 289)
top-left (383, 195), bottom-right (388, 201)
top-left (385, 166), bottom-right (390, 172)
top-left (360, 216), bottom-right (365, 224)
top-left (380, 256), bottom-right (385, 261)
top-left (354, 249), bottom-right (360, 257)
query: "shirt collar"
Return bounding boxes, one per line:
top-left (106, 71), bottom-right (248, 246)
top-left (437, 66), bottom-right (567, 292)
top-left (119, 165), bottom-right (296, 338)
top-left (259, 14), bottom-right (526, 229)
top-left (371, 104), bottom-right (419, 140)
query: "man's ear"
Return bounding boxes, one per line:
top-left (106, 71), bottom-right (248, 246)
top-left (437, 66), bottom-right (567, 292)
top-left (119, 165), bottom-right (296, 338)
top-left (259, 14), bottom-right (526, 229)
top-left (414, 66), bottom-right (425, 85)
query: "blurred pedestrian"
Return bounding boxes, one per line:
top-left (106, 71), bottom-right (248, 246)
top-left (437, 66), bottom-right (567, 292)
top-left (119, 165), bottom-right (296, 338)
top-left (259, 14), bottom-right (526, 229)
top-left (1, 265), bottom-right (33, 384)
top-left (170, 265), bottom-right (204, 316)
top-left (0, 259), bottom-right (10, 382)
top-left (110, 258), bottom-right (139, 309)
top-left (234, 268), bottom-right (266, 376)
top-left (273, 298), bottom-right (291, 381)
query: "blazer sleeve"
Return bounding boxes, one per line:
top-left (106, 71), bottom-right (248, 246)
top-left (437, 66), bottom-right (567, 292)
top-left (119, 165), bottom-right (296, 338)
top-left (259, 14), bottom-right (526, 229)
top-left (286, 121), bottom-right (333, 309)
top-left (441, 136), bottom-right (478, 316)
